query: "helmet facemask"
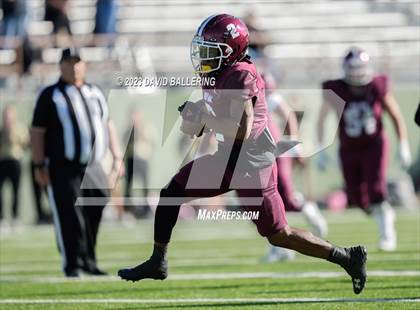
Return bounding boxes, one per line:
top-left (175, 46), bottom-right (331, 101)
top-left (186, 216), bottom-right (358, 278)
top-left (191, 37), bottom-right (233, 74)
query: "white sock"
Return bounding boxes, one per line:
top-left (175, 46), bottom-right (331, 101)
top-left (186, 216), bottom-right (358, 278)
top-left (301, 201), bottom-right (328, 238)
top-left (371, 201), bottom-right (397, 251)
top-left (262, 245), bottom-right (296, 262)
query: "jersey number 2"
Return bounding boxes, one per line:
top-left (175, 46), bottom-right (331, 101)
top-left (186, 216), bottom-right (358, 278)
top-left (226, 23), bottom-right (240, 39)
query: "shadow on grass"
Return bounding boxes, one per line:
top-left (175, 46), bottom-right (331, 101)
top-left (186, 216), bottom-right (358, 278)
top-left (253, 287), bottom-right (343, 295)
top-left (21, 283), bottom-right (263, 298)
top-left (111, 302), bottom-right (285, 309)
top-left (109, 297), bottom-right (420, 310)
top-left (20, 278), bottom-right (342, 298)
top-left (363, 284), bottom-right (420, 291)
top-left (254, 284), bottom-right (420, 295)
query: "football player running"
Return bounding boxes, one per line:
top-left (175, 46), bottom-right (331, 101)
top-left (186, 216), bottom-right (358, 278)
top-left (317, 47), bottom-right (411, 252)
top-left (118, 14), bottom-right (367, 294)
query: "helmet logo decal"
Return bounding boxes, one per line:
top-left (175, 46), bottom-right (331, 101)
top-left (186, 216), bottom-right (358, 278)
top-left (226, 23), bottom-right (240, 39)
top-left (360, 52), bottom-right (370, 62)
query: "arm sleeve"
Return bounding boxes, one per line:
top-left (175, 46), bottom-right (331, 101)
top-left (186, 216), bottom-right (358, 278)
top-left (32, 87), bottom-right (53, 128)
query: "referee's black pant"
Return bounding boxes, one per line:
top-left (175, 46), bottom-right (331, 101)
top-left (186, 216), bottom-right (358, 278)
top-left (48, 160), bottom-right (109, 274)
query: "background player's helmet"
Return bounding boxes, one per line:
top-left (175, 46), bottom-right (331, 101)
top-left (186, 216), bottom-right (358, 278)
top-left (191, 14), bottom-right (249, 74)
top-left (342, 47), bottom-right (373, 86)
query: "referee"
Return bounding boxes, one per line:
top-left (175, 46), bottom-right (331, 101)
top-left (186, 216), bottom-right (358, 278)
top-left (31, 48), bottom-right (124, 277)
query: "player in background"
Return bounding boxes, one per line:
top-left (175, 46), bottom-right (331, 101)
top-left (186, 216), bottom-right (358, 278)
top-left (124, 108), bottom-right (156, 218)
top-left (317, 47), bottom-right (412, 252)
top-left (118, 14), bottom-right (367, 294)
top-left (262, 73), bottom-right (328, 262)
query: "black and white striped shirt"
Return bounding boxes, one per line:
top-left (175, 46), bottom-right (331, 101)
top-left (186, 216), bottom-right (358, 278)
top-left (32, 79), bottom-right (109, 164)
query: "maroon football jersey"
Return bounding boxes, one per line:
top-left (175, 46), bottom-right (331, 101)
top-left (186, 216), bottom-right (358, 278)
top-left (322, 75), bottom-right (389, 149)
top-left (202, 58), bottom-right (268, 149)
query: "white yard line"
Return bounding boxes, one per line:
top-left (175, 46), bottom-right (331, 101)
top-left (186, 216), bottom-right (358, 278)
top-left (1, 270), bottom-right (419, 283)
top-left (0, 297), bottom-right (419, 304)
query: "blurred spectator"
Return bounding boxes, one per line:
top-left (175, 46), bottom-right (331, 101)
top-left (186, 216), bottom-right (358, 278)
top-left (124, 109), bottom-right (156, 217)
top-left (44, 0), bottom-right (72, 46)
top-left (0, 0), bottom-right (27, 48)
top-left (0, 105), bottom-right (28, 227)
top-left (30, 162), bottom-right (52, 224)
top-left (243, 11), bottom-right (268, 60)
top-left (243, 10), bottom-right (276, 79)
top-left (93, 0), bottom-right (118, 47)
top-left (1, 0), bottom-right (33, 75)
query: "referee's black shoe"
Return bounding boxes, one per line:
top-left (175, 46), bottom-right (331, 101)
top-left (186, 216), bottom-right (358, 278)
top-left (65, 269), bottom-right (79, 278)
top-left (80, 265), bottom-right (108, 276)
top-left (77, 258), bottom-right (108, 276)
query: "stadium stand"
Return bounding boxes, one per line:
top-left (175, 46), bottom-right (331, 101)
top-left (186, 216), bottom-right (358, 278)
top-left (0, 0), bottom-right (419, 90)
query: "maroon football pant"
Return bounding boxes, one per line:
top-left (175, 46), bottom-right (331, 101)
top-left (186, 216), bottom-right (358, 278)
top-left (154, 152), bottom-right (288, 244)
top-left (339, 138), bottom-right (389, 210)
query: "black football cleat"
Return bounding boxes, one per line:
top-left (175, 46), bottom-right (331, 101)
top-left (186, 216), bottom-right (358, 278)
top-left (118, 258), bottom-right (168, 282)
top-left (342, 246), bottom-right (367, 294)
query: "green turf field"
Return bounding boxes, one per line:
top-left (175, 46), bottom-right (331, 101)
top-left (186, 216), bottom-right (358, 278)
top-left (0, 84), bottom-right (419, 309)
top-left (1, 209), bottom-right (419, 309)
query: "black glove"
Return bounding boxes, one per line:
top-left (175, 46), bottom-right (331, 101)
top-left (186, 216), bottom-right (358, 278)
top-left (177, 102), bottom-right (187, 113)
